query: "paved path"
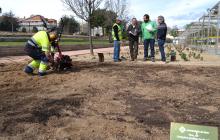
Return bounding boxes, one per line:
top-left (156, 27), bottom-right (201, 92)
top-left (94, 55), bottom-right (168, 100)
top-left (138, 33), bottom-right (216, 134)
top-left (1, 46), bottom-right (220, 67)
top-left (0, 47), bottom-right (114, 63)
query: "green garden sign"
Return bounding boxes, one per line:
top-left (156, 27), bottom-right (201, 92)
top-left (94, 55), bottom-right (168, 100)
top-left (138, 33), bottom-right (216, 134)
top-left (170, 122), bottom-right (218, 140)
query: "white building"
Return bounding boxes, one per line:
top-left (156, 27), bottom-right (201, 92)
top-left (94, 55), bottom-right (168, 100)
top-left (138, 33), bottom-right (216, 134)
top-left (91, 27), bottom-right (103, 36)
top-left (19, 15), bottom-right (57, 32)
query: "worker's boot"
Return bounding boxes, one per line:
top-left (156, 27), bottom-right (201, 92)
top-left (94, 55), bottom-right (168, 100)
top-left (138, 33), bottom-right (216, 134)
top-left (151, 57), bottom-right (155, 62)
top-left (38, 72), bottom-right (47, 76)
top-left (24, 66), bottom-right (33, 75)
top-left (38, 61), bottom-right (48, 76)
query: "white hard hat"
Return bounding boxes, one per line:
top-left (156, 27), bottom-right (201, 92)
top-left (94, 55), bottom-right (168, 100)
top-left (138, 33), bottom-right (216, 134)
top-left (116, 17), bottom-right (123, 21)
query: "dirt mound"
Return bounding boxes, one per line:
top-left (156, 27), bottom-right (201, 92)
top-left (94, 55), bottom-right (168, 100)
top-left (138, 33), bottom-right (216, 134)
top-left (0, 61), bottom-right (220, 139)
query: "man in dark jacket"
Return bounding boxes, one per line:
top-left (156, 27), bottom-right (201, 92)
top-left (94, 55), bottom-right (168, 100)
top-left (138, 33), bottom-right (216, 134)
top-left (157, 16), bottom-right (167, 62)
top-left (127, 18), bottom-right (141, 61)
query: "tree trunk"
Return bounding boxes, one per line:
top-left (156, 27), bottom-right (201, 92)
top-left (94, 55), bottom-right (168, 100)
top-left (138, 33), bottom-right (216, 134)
top-left (88, 20), bottom-right (94, 55)
top-left (88, 0), bottom-right (94, 56)
top-left (102, 26), bottom-right (105, 36)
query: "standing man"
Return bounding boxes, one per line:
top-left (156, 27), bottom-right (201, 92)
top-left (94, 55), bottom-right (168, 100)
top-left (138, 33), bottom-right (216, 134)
top-left (141, 14), bottom-right (157, 62)
top-left (112, 17), bottom-right (123, 62)
top-left (127, 18), bottom-right (141, 61)
top-left (157, 16), bottom-right (167, 62)
top-left (24, 31), bottom-right (57, 76)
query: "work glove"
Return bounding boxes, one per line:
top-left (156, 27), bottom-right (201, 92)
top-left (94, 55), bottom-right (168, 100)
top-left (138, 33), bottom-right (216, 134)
top-left (51, 40), bottom-right (58, 48)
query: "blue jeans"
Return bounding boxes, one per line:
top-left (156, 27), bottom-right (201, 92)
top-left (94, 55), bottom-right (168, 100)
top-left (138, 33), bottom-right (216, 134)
top-left (113, 40), bottom-right (120, 61)
top-left (158, 39), bottom-right (166, 61)
top-left (144, 39), bottom-right (155, 58)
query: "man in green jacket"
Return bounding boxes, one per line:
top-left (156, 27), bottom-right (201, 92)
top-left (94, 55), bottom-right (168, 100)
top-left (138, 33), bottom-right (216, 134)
top-left (141, 14), bottom-right (157, 62)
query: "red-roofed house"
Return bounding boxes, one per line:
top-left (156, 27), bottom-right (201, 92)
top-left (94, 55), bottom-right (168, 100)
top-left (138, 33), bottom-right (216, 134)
top-left (19, 15), bottom-right (57, 32)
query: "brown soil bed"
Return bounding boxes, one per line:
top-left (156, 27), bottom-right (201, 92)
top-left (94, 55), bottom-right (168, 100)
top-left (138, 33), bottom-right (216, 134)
top-left (0, 61), bottom-right (219, 139)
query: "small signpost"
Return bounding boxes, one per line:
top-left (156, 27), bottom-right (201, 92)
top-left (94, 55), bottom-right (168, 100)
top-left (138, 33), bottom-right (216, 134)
top-left (170, 122), bottom-right (218, 140)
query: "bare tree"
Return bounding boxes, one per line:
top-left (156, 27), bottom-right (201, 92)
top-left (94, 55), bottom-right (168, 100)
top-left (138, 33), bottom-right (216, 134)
top-left (61, 0), bottom-right (103, 55)
top-left (104, 0), bottom-right (129, 21)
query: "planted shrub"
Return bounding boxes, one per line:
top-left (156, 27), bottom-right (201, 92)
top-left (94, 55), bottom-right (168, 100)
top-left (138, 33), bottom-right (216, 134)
top-left (188, 52), bottom-right (192, 59)
top-left (21, 27), bottom-right (27, 33)
top-left (193, 52), bottom-right (196, 58)
top-left (195, 54), bottom-right (201, 59)
top-left (180, 52), bottom-right (188, 61)
top-left (200, 57), bottom-right (204, 61)
top-left (32, 26), bottom-right (38, 33)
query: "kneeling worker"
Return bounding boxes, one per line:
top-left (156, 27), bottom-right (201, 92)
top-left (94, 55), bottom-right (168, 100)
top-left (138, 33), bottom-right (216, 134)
top-left (24, 31), bottom-right (57, 76)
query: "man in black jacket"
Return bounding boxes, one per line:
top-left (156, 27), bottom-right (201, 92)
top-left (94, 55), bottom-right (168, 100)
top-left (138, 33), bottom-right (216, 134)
top-left (157, 16), bottom-right (167, 62)
top-left (127, 18), bottom-right (141, 61)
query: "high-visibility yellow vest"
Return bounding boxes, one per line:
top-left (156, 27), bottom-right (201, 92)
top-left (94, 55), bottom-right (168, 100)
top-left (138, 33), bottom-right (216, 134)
top-left (32, 31), bottom-right (50, 52)
top-left (112, 23), bottom-right (123, 41)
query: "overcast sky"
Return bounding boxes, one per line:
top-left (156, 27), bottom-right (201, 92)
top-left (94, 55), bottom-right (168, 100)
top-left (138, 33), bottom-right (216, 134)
top-left (0, 0), bottom-right (218, 28)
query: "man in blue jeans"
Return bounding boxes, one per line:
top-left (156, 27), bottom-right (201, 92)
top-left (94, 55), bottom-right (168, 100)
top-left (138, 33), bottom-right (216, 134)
top-left (112, 17), bottom-right (123, 62)
top-left (157, 16), bottom-right (167, 62)
top-left (141, 14), bottom-right (157, 62)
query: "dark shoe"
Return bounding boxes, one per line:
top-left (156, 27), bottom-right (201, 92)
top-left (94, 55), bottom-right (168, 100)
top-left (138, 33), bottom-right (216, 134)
top-left (24, 66), bottom-right (33, 75)
top-left (162, 60), bottom-right (168, 64)
top-left (38, 72), bottom-right (47, 76)
top-left (114, 59), bottom-right (121, 62)
top-left (151, 57), bottom-right (155, 62)
top-left (143, 57), bottom-right (147, 61)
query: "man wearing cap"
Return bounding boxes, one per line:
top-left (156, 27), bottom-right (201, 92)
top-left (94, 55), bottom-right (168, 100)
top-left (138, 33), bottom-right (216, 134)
top-left (141, 14), bottom-right (157, 62)
top-left (112, 17), bottom-right (123, 62)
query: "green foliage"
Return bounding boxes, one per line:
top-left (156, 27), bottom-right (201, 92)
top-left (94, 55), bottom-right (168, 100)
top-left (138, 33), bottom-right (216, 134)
top-left (91, 9), bottom-right (117, 34)
top-left (60, 15), bottom-right (80, 35)
top-left (170, 25), bottom-right (179, 37)
top-left (80, 32), bottom-right (88, 36)
top-left (32, 26), bottom-right (38, 33)
top-left (122, 29), bottom-right (128, 40)
top-left (184, 23), bottom-right (192, 30)
top-left (186, 48), bottom-right (190, 51)
top-left (166, 38), bottom-right (172, 43)
top-left (188, 51), bottom-right (192, 59)
top-left (200, 57), bottom-right (204, 61)
top-left (195, 54), bottom-right (201, 59)
top-left (180, 52), bottom-right (188, 61)
top-left (91, 9), bottom-right (106, 28)
top-left (192, 52), bottom-right (196, 59)
top-left (0, 11), bottom-right (19, 32)
top-left (166, 49), bottom-right (176, 58)
top-left (21, 27), bottom-right (26, 33)
top-left (166, 53), bottom-right (170, 58)
top-left (175, 45), bottom-right (185, 53)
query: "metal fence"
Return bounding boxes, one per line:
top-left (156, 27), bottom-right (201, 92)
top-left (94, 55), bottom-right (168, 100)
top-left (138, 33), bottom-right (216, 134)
top-left (179, 1), bottom-right (220, 55)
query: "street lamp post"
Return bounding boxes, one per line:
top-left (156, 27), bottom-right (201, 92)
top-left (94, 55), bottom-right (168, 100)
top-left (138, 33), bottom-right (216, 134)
top-left (217, 3), bottom-right (220, 54)
top-left (207, 9), bottom-right (211, 47)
